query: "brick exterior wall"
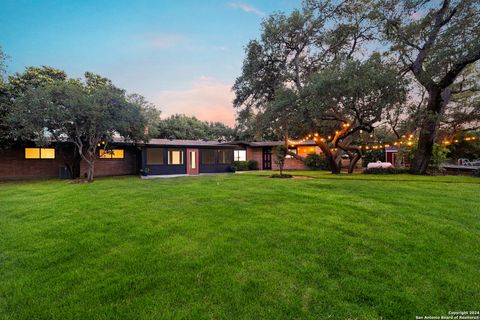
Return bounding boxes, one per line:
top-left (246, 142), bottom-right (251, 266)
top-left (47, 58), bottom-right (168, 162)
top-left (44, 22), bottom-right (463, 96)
top-left (272, 157), bottom-right (306, 171)
top-left (246, 147), bottom-right (262, 169)
top-left (246, 146), bottom-right (306, 171)
top-left (0, 145), bottom-right (74, 180)
top-left (79, 147), bottom-right (138, 178)
top-left (0, 144), bottom-right (138, 180)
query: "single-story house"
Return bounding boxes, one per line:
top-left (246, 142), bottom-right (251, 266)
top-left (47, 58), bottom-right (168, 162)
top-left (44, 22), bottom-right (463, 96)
top-left (0, 138), bottom-right (370, 180)
top-left (0, 139), bottom-right (236, 180)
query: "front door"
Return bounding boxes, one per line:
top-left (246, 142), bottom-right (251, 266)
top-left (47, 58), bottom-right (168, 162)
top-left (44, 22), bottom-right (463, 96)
top-left (187, 148), bottom-right (199, 175)
top-left (262, 148), bottom-right (272, 170)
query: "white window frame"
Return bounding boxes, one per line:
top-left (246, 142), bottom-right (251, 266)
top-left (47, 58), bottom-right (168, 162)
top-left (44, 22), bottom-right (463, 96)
top-left (234, 149), bottom-right (247, 161)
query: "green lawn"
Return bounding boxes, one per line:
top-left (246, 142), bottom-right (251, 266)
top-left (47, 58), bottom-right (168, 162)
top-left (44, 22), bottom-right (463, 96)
top-left (1, 172), bottom-right (479, 319)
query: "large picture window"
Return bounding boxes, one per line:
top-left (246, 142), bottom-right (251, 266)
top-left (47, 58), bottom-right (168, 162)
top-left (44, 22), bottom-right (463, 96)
top-left (99, 149), bottom-right (124, 159)
top-left (147, 148), bottom-right (164, 165)
top-left (25, 148), bottom-right (55, 159)
top-left (201, 149), bottom-right (216, 165)
top-left (168, 149), bottom-right (184, 165)
top-left (234, 150), bottom-right (246, 161)
top-left (218, 149), bottom-right (233, 164)
top-left (297, 146), bottom-right (316, 157)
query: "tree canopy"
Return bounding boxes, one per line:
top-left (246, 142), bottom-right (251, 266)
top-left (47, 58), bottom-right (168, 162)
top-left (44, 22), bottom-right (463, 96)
top-left (156, 114), bottom-right (234, 141)
top-left (233, 0), bottom-right (480, 173)
top-left (376, 0), bottom-right (480, 173)
top-left (10, 69), bottom-right (159, 181)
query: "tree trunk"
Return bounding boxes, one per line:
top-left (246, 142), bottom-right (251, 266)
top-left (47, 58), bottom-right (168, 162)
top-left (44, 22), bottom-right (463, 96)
top-left (315, 142), bottom-right (341, 174)
top-left (348, 152), bottom-right (361, 174)
top-left (410, 88), bottom-right (446, 174)
top-left (87, 162), bottom-right (95, 182)
top-left (330, 157), bottom-right (342, 174)
top-left (71, 149), bottom-right (81, 179)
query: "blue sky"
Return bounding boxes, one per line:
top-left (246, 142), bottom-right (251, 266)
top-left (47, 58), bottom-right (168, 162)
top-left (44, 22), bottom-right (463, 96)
top-left (0, 0), bottom-right (301, 125)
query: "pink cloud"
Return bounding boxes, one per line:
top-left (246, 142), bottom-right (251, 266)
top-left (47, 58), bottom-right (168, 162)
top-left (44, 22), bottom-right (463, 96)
top-left (154, 77), bottom-right (236, 126)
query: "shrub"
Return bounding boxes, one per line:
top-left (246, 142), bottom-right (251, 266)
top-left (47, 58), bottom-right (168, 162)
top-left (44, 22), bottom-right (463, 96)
top-left (472, 169), bottom-right (480, 178)
top-left (362, 149), bottom-right (386, 167)
top-left (363, 167), bottom-right (410, 174)
top-left (303, 153), bottom-right (329, 170)
top-left (402, 142), bottom-right (449, 169)
top-left (234, 160), bottom-right (258, 171)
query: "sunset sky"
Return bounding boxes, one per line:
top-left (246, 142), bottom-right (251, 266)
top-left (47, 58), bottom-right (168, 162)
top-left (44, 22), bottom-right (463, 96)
top-left (0, 0), bottom-right (301, 126)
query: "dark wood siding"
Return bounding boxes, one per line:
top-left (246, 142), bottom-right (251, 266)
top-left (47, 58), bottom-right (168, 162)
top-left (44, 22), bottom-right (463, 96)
top-left (142, 147), bottom-right (187, 175)
top-left (198, 148), bottom-right (234, 173)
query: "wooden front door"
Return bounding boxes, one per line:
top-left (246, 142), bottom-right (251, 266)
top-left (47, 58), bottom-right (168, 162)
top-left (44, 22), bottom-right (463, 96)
top-left (262, 148), bottom-right (272, 170)
top-left (187, 148), bottom-right (199, 175)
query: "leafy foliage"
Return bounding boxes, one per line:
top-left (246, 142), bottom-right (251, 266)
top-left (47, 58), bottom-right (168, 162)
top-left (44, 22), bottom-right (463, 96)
top-left (233, 0), bottom-right (375, 140)
top-left (299, 54), bottom-right (406, 173)
top-left (0, 47), bottom-right (9, 147)
top-left (447, 133), bottom-right (480, 161)
top-left (11, 71), bottom-right (159, 181)
top-left (156, 114), bottom-right (234, 141)
top-left (274, 144), bottom-right (289, 175)
top-left (376, 0), bottom-right (480, 173)
top-left (401, 142), bottom-right (449, 169)
top-left (362, 149), bottom-right (386, 168)
top-left (234, 160), bottom-right (258, 171)
top-left (303, 153), bottom-right (329, 170)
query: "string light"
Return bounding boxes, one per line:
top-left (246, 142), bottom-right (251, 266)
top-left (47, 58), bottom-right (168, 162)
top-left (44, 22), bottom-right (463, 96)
top-left (287, 133), bottom-right (478, 151)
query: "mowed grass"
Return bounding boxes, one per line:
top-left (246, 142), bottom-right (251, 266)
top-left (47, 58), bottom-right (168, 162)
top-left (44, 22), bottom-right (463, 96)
top-left (0, 172), bottom-right (479, 320)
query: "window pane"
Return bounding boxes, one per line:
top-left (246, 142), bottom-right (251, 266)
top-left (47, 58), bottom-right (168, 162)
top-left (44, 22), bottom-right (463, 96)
top-left (191, 151), bottom-right (196, 169)
top-left (41, 148), bottom-right (55, 159)
top-left (147, 148), bottom-right (164, 165)
top-left (234, 150), bottom-right (246, 161)
top-left (168, 150), bottom-right (183, 165)
top-left (111, 149), bottom-right (124, 159)
top-left (100, 149), bottom-right (124, 159)
top-left (201, 149), bottom-right (216, 164)
top-left (218, 149), bottom-right (233, 164)
top-left (99, 149), bottom-right (110, 158)
top-left (297, 146), bottom-right (316, 157)
top-left (25, 148), bottom-right (40, 159)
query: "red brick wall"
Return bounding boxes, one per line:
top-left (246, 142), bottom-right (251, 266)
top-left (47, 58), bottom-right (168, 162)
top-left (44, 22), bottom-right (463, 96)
top-left (246, 146), bottom-right (306, 171)
top-left (273, 157), bottom-right (306, 170)
top-left (0, 145), bottom-right (138, 180)
top-left (80, 147), bottom-right (138, 178)
top-left (0, 145), bottom-right (74, 180)
top-left (246, 147), bottom-right (262, 169)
